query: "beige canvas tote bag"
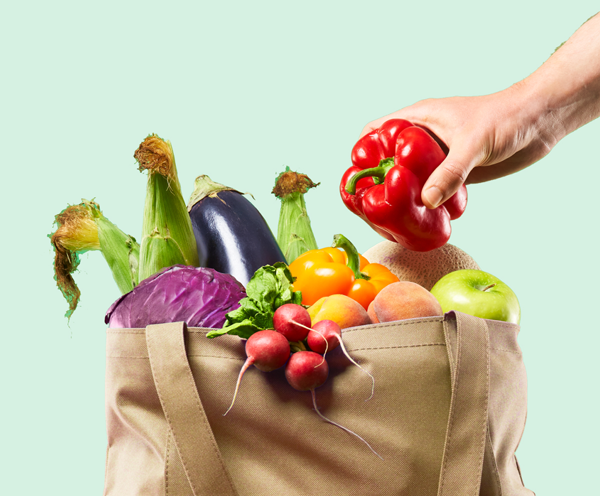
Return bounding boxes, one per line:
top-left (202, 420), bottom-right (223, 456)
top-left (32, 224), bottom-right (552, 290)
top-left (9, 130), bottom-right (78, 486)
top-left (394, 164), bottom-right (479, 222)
top-left (104, 311), bottom-right (533, 496)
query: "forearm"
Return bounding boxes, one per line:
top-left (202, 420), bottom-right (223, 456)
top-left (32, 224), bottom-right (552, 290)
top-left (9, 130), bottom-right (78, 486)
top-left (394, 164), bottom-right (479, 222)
top-left (518, 13), bottom-right (600, 141)
top-left (361, 13), bottom-right (600, 207)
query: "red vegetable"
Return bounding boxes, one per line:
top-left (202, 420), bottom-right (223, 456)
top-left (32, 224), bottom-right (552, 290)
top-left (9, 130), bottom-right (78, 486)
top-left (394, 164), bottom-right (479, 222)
top-left (223, 330), bottom-right (290, 415)
top-left (285, 351), bottom-right (329, 392)
top-left (340, 119), bottom-right (467, 252)
top-left (273, 304), bottom-right (312, 342)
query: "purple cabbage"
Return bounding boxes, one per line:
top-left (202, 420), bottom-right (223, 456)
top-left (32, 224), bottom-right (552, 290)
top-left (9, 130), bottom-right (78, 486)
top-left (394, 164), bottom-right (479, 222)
top-left (105, 265), bottom-right (245, 328)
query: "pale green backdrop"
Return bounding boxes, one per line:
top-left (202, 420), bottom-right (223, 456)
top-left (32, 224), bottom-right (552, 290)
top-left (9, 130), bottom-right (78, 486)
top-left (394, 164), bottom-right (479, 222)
top-left (2, 1), bottom-right (598, 494)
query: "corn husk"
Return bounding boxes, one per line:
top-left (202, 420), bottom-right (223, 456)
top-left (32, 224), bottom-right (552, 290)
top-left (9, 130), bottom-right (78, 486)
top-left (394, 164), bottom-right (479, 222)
top-left (50, 200), bottom-right (140, 319)
top-left (134, 134), bottom-right (199, 281)
top-left (272, 167), bottom-right (319, 263)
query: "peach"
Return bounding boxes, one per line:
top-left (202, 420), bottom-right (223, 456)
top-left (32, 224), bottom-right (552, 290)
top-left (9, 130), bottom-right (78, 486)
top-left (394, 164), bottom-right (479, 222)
top-left (372, 281), bottom-right (442, 323)
top-left (367, 301), bottom-right (379, 324)
top-left (308, 294), bottom-right (372, 329)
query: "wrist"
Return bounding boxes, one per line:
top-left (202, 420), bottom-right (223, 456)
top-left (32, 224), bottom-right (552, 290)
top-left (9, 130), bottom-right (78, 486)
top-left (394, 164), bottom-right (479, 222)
top-left (498, 79), bottom-right (566, 145)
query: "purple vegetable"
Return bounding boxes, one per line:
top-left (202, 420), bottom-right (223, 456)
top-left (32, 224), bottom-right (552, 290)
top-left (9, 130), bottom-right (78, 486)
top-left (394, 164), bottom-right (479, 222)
top-left (105, 264), bottom-right (245, 328)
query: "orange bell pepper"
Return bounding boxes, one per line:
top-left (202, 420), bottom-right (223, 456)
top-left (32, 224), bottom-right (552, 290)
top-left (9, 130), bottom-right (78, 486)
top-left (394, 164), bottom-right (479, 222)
top-left (288, 234), bottom-right (399, 309)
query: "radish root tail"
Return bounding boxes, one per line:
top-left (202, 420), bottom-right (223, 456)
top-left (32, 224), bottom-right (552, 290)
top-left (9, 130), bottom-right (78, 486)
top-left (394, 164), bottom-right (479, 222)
top-left (223, 357), bottom-right (254, 416)
top-left (291, 319), bottom-right (375, 401)
top-left (311, 389), bottom-right (383, 460)
top-left (337, 337), bottom-right (375, 402)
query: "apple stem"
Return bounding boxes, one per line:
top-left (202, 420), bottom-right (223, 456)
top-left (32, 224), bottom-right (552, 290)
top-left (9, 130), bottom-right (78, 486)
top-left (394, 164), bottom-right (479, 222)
top-left (482, 283), bottom-right (496, 292)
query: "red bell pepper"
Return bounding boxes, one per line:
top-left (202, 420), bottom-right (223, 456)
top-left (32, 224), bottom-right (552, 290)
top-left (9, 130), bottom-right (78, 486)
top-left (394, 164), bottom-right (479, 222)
top-left (340, 119), bottom-right (467, 252)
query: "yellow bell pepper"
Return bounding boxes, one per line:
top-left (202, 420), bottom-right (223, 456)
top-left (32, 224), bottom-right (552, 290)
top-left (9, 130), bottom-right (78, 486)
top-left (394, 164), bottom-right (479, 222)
top-left (289, 234), bottom-right (399, 309)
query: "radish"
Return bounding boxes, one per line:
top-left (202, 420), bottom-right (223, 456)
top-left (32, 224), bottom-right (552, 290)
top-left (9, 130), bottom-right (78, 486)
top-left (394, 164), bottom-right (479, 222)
top-left (285, 351), bottom-right (329, 391)
top-left (285, 351), bottom-right (382, 460)
top-left (304, 320), bottom-right (375, 401)
top-left (306, 320), bottom-right (340, 354)
top-left (223, 330), bottom-right (290, 416)
top-left (273, 303), bottom-right (312, 342)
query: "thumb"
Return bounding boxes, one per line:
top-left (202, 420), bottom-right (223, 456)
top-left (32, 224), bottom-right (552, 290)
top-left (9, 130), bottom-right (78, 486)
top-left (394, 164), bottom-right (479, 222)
top-left (421, 140), bottom-right (483, 209)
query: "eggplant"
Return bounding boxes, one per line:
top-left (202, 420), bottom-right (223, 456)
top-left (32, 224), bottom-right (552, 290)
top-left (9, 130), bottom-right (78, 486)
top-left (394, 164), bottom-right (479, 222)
top-left (187, 175), bottom-right (287, 286)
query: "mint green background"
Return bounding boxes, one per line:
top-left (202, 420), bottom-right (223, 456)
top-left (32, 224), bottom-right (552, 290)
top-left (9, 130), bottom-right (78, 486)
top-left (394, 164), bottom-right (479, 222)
top-left (2, 2), bottom-right (598, 494)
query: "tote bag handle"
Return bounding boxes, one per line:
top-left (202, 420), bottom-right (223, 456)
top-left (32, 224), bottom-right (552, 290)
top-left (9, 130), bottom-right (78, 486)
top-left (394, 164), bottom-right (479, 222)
top-left (438, 311), bottom-right (491, 496)
top-left (146, 322), bottom-right (239, 496)
top-left (146, 311), bottom-right (490, 496)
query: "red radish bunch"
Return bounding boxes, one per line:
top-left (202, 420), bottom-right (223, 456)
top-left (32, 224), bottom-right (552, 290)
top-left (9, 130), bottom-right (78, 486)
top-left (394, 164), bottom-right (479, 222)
top-left (223, 330), bottom-right (290, 415)
top-left (224, 303), bottom-right (381, 458)
top-left (282, 307), bottom-right (375, 401)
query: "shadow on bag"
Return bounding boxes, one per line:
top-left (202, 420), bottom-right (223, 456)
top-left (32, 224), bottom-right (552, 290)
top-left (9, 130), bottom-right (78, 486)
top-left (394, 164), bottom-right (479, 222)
top-left (104, 311), bottom-right (534, 496)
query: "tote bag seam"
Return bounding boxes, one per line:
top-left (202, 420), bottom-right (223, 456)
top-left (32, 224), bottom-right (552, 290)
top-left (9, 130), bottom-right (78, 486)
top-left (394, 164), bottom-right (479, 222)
top-left (106, 319), bottom-right (519, 334)
top-left (107, 346), bottom-right (519, 359)
top-left (439, 316), bottom-right (461, 491)
top-left (107, 346), bottom-right (449, 359)
top-left (165, 427), bottom-right (171, 496)
top-left (479, 322), bottom-right (491, 493)
top-left (107, 355), bottom-right (153, 359)
top-left (348, 343), bottom-right (446, 352)
top-left (342, 317), bottom-right (445, 333)
top-left (107, 354), bottom-right (246, 360)
top-left (489, 347), bottom-right (521, 355)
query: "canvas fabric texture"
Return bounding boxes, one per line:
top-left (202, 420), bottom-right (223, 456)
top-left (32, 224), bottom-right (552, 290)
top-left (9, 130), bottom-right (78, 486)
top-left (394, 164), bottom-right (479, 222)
top-left (104, 311), bottom-right (533, 496)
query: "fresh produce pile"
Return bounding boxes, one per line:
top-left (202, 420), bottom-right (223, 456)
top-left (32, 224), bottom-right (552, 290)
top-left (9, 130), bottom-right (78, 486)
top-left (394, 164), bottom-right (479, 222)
top-left (49, 126), bottom-right (521, 458)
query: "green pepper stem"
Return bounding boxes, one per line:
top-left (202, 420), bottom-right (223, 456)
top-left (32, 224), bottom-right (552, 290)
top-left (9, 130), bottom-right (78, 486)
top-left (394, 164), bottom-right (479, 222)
top-left (332, 234), bottom-right (368, 280)
top-left (344, 157), bottom-right (395, 195)
top-left (345, 168), bottom-right (385, 195)
top-left (289, 340), bottom-right (307, 353)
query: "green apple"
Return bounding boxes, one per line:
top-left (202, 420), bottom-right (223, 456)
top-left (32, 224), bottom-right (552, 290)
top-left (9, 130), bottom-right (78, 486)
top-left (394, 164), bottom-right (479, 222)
top-left (430, 269), bottom-right (520, 324)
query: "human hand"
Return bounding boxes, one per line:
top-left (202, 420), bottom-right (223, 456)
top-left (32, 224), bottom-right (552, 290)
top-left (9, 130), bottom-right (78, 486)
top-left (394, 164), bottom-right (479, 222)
top-left (360, 85), bottom-right (562, 209)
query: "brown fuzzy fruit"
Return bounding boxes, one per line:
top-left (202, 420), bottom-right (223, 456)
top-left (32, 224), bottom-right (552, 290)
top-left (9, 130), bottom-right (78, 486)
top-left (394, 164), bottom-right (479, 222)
top-left (372, 282), bottom-right (443, 323)
top-left (363, 241), bottom-right (480, 291)
top-left (367, 301), bottom-right (379, 324)
top-left (308, 294), bottom-right (371, 329)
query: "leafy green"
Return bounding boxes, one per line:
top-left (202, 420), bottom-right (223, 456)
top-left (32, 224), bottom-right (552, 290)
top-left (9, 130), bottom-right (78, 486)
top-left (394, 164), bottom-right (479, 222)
top-left (206, 262), bottom-right (302, 339)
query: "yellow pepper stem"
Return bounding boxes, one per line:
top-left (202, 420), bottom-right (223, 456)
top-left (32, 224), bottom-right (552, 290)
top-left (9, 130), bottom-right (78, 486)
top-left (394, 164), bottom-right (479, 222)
top-left (332, 234), bottom-right (369, 280)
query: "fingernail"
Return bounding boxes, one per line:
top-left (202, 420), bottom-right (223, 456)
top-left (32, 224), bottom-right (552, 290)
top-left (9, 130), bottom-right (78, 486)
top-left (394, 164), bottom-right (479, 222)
top-left (424, 186), bottom-right (443, 208)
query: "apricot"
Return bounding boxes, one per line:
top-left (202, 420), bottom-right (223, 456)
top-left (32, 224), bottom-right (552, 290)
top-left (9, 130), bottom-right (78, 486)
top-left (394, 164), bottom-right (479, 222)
top-left (372, 281), bottom-right (442, 323)
top-left (308, 294), bottom-right (372, 329)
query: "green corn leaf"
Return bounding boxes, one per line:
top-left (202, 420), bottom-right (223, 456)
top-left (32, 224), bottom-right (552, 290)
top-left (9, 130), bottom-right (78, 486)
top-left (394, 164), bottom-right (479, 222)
top-left (50, 200), bottom-right (139, 320)
top-left (134, 135), bottom-right (199, 281)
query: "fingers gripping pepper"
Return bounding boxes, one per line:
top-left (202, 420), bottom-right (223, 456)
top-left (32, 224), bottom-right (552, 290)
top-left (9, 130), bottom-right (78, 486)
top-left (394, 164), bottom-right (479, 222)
top-left (288, 234), bottom-right (399, 309)
top-left (340, 119), bottom-right (467, 252)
